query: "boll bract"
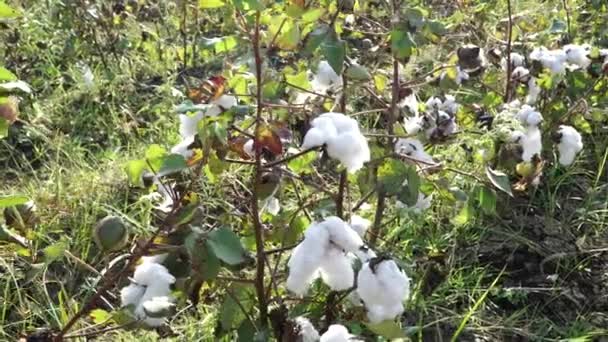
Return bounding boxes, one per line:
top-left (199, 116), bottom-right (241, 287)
top-left (556, 125), bottom-right (583, 166)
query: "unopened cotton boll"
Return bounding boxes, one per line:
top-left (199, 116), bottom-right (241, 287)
top-left (286, 223), bottom-right (331, 296)
top-left (318, 247), bottom-right (355, 291)
top-left (295, 317), bottom-right (320, 342)
top-left (520, 126), bottom-right (542, 162)
top-left (322, 216), bottom-right (364, 253)
top-left (563, 44), bottom-right (591, 68)
top-left (556, 125), bottom-right (583, 166)
top-left (320, 324), bottom-right (360, 342)
top-left (349, 215), bottom-right (371, 237)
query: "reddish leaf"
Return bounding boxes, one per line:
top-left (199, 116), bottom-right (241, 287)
top-left (228, 136), bottom-right (251, 159)
top-left (186, 76), bottom-right (227, 104)
top-left (269, 120), bottom-right (293, 143)
top-left (254, 124), bottom-right (283, 156)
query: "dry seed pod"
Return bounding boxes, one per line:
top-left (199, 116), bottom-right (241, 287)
top-left (94, 216), bottom-right (128, 252)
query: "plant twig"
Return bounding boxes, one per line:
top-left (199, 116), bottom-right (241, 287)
top-left (250, 10), bottom-right (269, 329)
top-left (504, 0), bottom-right (513, 102)
top-left (368, 190), bottom-right (386, 247)
top-left (263, 147), bottom-right (320, 168)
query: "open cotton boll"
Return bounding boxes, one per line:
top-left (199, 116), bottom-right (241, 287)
top-left (511, 66), bottom-right (530, 81)
top-left (286, 223), bottom-right (331, 296)
top-left (557, 125), bottom-right (583, 166)
top-left (525, 77), bottom-right (541, 105)
top-left (263, 196), bottom-right (280, 215)
top-left (326, 131), bottom-right (370, 173)
top-left (243, 139), bottom-right (255, 157)
top-left (311, 61), bottom-right (343, 93)
top-left (395, 138), bottom-right (435, 164)
top-left (320, 324), bottom-right (360, 342)
top-left (133, 262), bottom-right (176, 287)
top-left (563, 44), bottom-right (591, 68)
top-left (312, 116), bottom-right (341, 138)
top-left (357, 259), bottom-right (410, 323)
top-left (350, 215), bottom-right (371, 237)
top-left (295, 317), bottom-right (320, 342)
top-left (213, 94), bottom-right (237, 109)
top-left (302, 127), bottom-right (328, 149)
top-left (121, 283), bottom-right (145, 307)
top-left (516, 105), bottom-right (543, 127)
top-left (425, 96), bottom-right (442, 111)
top-left (179, 111), bottom-right (204, 138)
top-left (322, 216), bottom-right (364, 253)
top-left (319, 247), bottom-right (355, 291)
top-left (398, 92), bottom-right (419, 115)
top-left (530, 47), bottom-right (568, 74)
top-left (501, 52), bottom-right (525, 70)
top-left (521, 126), bottom-right (542, 162)
top-left (171, 135), bottom-right (196, 159)
top-left (404, 115), bottom-right (425, 134)
top-left (319, 112), bottom-right (359, 133)
top-left (440, 95), bottom-right (459, 115)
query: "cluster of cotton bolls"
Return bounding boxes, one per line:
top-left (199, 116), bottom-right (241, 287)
top-left (120, 255), bottom-right (175, 327)
top-left (401, 94), bottom-right (460, 141)
top-left (286, 216), bottom-right (373, 296)
top-left (555, 125), bottom-right (583, 166)
top-left (294, 60), bottom-right (343, 105)
top-left (502, 52), bottom-right (542, 105)
top-left (287, 216), bottom-right (411, 324)
top-left (294, 318), bottom-right (361, 342)
top-left (301, 112), bottom-right (370, 173)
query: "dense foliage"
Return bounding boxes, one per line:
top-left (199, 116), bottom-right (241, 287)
top-left (1, 0), bottom-right (608, 341)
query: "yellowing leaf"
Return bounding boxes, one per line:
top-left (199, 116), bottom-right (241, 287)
top-left (200, 0), bottom-right (225, 9)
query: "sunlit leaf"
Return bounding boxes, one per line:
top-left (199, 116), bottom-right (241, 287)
top-left (200, 0), bottom-right (225, 9)
top-left (485, 166), bottom-right (513, 197)
top-left (0, 117), bottom-right (7, 138)
top-left (124, 159), bottom-right (147, 187)
top-left (366, 320), bottom-right (407, 339)
top-left (0, 195), bottom-right (29, 208)
top-left (90, 309), bottom-right (111, 324)
top-left (0, 67), bottom-right (17, 82)
top-left (478, 186), bottom-right (497, 215)
top-left (0, 1), bottom-right (19, 18)
top-left (43, 240), bottom-right (67, 263)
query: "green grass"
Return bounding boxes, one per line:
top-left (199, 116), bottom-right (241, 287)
top-left (1, 0), bottom-right (608, 341)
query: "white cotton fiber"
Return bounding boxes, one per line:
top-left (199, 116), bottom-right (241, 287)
top-left (516, 105), bottom-right (542, 127)
top-left (133, 262), bottom-right (176, 287)
top-left (563, 44), bottom-right (591, 68)
top-left (349, 215), bottom-right (371, 237)
top-left (302, 127), bottom-right (328, 149)
top-left (320, 324), bottom-right (359, 342)
top-left (311, 61), bottom-right (342, 94)
top-left (295, 317), bottom-right (320, 342)
top-left (395, 138), bottom-right (435, 164)
top-left (322, 216), bottom-right (364, 253)
top-left (521, 126), bottom-right (542, 162)
top-left (286, 223), bottom-right (330, 296)
top-left (179, 111), bottom-right (204, 138)
top-left (318, 247), bottom-right (355, 291)
top-left (120, 283), bottom-right (145, 307)
top-left (557, 125), bottom-right (583, 166)
top-left (525, 77), bottom-right (541, 105)
top-left (171, 135), bottom-right (195, 159)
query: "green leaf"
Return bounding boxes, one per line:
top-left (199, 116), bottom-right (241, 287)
top-left (321, 32), bottom-right (346, 74)
top-left (302, 8), bottom-right (324, 22)
top-left (233, 0), bottom-right (264, 11)
top-left (374, 74), bottom-right (388, 92)
top-left (200, 0), bottom-right (225, 9)
top-left (286, 71), bottom-right (311, 91)
top-left (202, 36), bottom-right (239, 53)
top-left (378, 159), bottom-right (418, 201)
top-left (90, 309), bottom-right (111, 324)
top-left (0, 1), bottom-right (19, 18)
top-left (43, 240), bottom-right (67, 263)
top-left (185, 230), bottom-right (220, 280)
top-left (366, 320), bottom-right (407, 339)
top-left (397, 167), bottom-right (420, 206)
top-left (159, 154), bottom-right (188, 175)
top-left (145, 144), bottom-right (168, 173)
top-left (287, 149), bottom-right (316, 173)
top-left (0, 117), bottom-right (7, 138)
top-left (220, 285), bottom-right (254, 331)
top-left (346, 64), bottom-right (372, 81)
top-left (405, 8), bottom-right (426, 29)
top-left (0, 195), bottom-right (28, 208)
top-left (0, 67), bottom-right (17, 82)
top-left (478, 186), bottom-right (497, 215)
top-left (304, 24), bottom-right (329, 55)
top-left (485, 166), bottom-right (513, 197)
top-left (391, 29), bottom-right (416, 61)
top-left (124, 159), bottom-right (147, 187)
top-left (275, 19), bottom-right (300, 50)
top-left (207, 227), bottom-right (249, 265)
top-left (452, 202), bottom-right (473, 226)
top-left (262, 81), bottom-right (283, 100)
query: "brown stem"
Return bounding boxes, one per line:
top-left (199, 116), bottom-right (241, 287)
top-left (504, 0), bottom-right (513, 102)
top-left (336, 170), bottom-right (348, 219)
top-left (369, 189), bottom-right (386, 247)
top-left (250, 10), bottom-right (269, 329)
top-left (263, 147), bottom-right (320, 168)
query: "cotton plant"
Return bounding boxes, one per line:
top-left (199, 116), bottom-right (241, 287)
top-left (555, 125), bottom-right (583, 166)
top-left (302, 112), bottom-right (370, 173)
top-left (357, 257), bottom-right (411, 323)
top-left (286, 216), bottom-right (373, 296)
top-left (120, 257), bottom-right (176, 327)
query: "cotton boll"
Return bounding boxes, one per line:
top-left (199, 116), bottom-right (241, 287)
top-left (525, 77), bottom-right (541, 105)
top-left (319, 112), bottom-right (359, 133)
top-left (521, 126), bottom-right (542, 162)
top-left (179, 112), bottom-right (204, 138)
top-left (311, 116), bottom-right (340, 138)
top-left (295, 317), bottom-right (320, 342)
top-left (264, 196), bottom-right (280, 215)
top-left (140, 253), bottom-right (168, 265)
top-left (320, 324), bottom-right (358, 342)
top-left (357, 259), bottom-right (410, 323)
top-left (302, 127), bottom-right (328, 149)
top-left (120, 283), bottom-right (145, 307)
top-left (563, 44), bottom-right (591, 68)
top-left (394, 138), bottom-right (435, 164)
top-left (556, 125), bottom-right (583, 166)
top-left (398, 92), bottom-right (419, 115)
top-left (511, 66), bottom-right (530, 81)
top-left (404, 115), bottom-right (424, 134)
top-left (286, 223), bottom-right (331, 296)
top-left (349, 215), bottom-right (371, 237)
top-left (516, 105), bottom-right (542, 126)
top-left (530, 47), bottom-right (568, 74)
top-left (322, 216), bottom-right (364, 253)
top-left (171, 135), bottom-right (196, 159)
top-left (440, 95), bottom-right (459, 115)
top-left (243, 139), bottom-right (255, 157)
top-left (311, 61), bottom-right (342, 93)
top-left (455, 67), bottom-right (470, 84)
top-left (212, 95), bottom-right (237, 109)
top-left (425, 97), bottom-right (442, 111)
top-left (318, 247), bottom-right (355, 291)
top-left (502, 52), bottom-right (525, 70)
top-left (133, 262), bottom-right (176, 287)
top-left (375, 260), bottom-right (410, 305)
top-left (326, 131), bottom-right (370, 173)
